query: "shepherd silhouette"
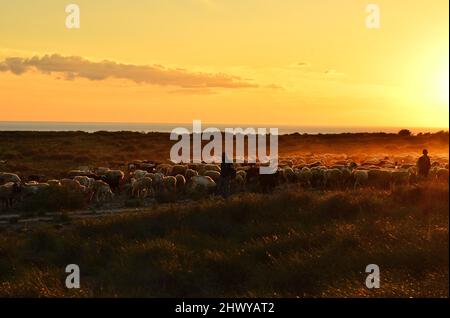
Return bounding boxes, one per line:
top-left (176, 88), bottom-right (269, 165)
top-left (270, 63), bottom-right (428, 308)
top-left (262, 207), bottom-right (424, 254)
top-left (217, 152), bottom-right (236, 198)
top-left (417, 149), bottom-right (431, 178)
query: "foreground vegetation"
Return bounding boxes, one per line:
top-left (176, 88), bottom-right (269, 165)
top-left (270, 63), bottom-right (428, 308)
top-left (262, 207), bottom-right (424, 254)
top-left (0, 182), bottom-right (448, 297)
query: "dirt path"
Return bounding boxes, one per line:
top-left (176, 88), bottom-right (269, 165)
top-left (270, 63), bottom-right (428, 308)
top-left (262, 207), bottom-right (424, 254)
top-left (0, 205), bottom-right (155, 229)
top-left (0, 198), bottom-right (199, 230)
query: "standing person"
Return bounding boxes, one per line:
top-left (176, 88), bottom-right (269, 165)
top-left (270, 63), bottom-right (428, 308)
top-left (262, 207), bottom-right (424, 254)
top-left (218, 152), bottom-right (236, 198)
top-left (417, 149), bottom-right (431, 178)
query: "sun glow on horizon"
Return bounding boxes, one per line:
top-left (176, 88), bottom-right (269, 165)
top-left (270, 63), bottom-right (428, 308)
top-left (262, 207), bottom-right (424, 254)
top-left (439, 69), bottom-right (450, 103)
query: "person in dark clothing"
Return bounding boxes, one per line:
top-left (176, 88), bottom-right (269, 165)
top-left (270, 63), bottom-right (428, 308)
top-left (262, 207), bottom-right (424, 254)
top-left (218, 152), bottom-right (236, 198)
top-left (417, 149), bottom-right (431, 178)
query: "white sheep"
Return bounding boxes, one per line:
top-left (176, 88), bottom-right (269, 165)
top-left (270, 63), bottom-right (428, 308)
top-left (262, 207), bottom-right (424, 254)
top-left (171, 165), bottom-right (188, 176)
top-left (367, 169), bottom-right (392, 189)
top-left (236, 170), bottom-right (247, 180)
top-left (204, 164), bottom-right (221, 173)
top-left (94, 167), bottom-right (111, 175)
top-left (74, 176), bottom-right (95, 189)
top-left (197, 164), bottom-right (220, 176)
top-left (131, 177), bottom-right (153, 198)
top-left (390, 170), bottom-right (410, 189)
top-left (162, 176), bottom-right (177, 193)
top-left (175, 174), bottom-right (186, 190)
top-left (352, 170), bottom-right (368, 189)
top-left (150, 172), bottom-right (164, 184)
top-left (233, 174), bottom-right (246, 190)
top-left (436, 168), bottom-right (449, 182)
top-left (0, 182), bottom-right (20, 209)
top-left (323, 168), bottom-right (343, 188)
top-left (60, 179), bottom-right (85, 192)
top-left (190, 176), bottom-right (216, 191)
top-left (296, 167), bottom-right (312, 187)
top-left (279, 159), bottom-right (294, 168)
top-left (21, 182), bottom-right (50, 197)
top-left (91, 180), bottom-right (114, 203)
top-left (282, 167), bottom-right (296, 183)
top-left (47, 179), bottom-right (61, 187)
top-left (202, 170), bottom-right (221, 182)
top-left (67, 170), bottom-right (89, 178)
top-left (133, 169), bottom-right (149, 180)
top-left (185, 169), bottom-right (198, 181)
top-left (101, 170), bottom-right (125, 193)
top-left (0, 172), bottom-right (21, 185)
top-left (310, 166), bottom-right (326, 188)
top-left (156, 164), bottom-right (173, 175)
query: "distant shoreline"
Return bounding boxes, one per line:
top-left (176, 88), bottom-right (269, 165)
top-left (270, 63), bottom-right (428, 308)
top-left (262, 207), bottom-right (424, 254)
top-left (0, 121), bottom-right (448, 135)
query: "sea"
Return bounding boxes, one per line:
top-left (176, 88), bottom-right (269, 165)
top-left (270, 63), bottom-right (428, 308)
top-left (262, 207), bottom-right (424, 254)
top-left (0, 121), bottom-right (447, 135)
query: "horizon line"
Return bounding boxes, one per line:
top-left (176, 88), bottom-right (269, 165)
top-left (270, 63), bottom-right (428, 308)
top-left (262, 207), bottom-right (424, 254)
top-left (0, 120), bottom-right (448, 132)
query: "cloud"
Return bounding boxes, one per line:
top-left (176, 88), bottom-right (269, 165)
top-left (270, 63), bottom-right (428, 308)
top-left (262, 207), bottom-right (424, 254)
top-left (168, 88), bottom-right (217, 95)
top-left (0, 54), bottom-right (258, 89)
top-left (291, 61), bottom-right (311, 68)
top-left (324, 69), bottom-right (344, 76)
top-left (264, 84), bottom-right (284, 90)
top-left (288, 62), bottom-right (345, 78)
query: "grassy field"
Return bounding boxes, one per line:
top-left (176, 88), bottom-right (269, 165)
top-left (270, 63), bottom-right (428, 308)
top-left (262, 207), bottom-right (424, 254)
top-left (0, 131), bottom-right (448, 297)
top-left (0, 181), bottom-right (448, 297)
top-left (1, 131), bottom-right (448, 178)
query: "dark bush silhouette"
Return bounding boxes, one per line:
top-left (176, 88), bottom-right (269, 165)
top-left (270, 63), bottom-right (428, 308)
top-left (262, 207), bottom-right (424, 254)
top-left (398, 129), bottom-right (412, 136)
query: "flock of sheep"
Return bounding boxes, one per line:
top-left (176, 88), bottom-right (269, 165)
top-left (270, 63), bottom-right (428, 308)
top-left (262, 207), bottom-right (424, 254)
top-left (1, 153), bottom-right (449, 211)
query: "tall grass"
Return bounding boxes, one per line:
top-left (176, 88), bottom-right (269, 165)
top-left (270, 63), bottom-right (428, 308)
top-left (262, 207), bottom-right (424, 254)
top-left (16, 187), bottom-right (87, 213)
top-left (0, 183), bottom-right (448, 297)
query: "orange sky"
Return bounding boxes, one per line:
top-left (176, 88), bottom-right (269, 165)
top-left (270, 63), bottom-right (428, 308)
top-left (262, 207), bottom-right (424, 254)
top-left (0, 0), bottom-right (448, 129)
